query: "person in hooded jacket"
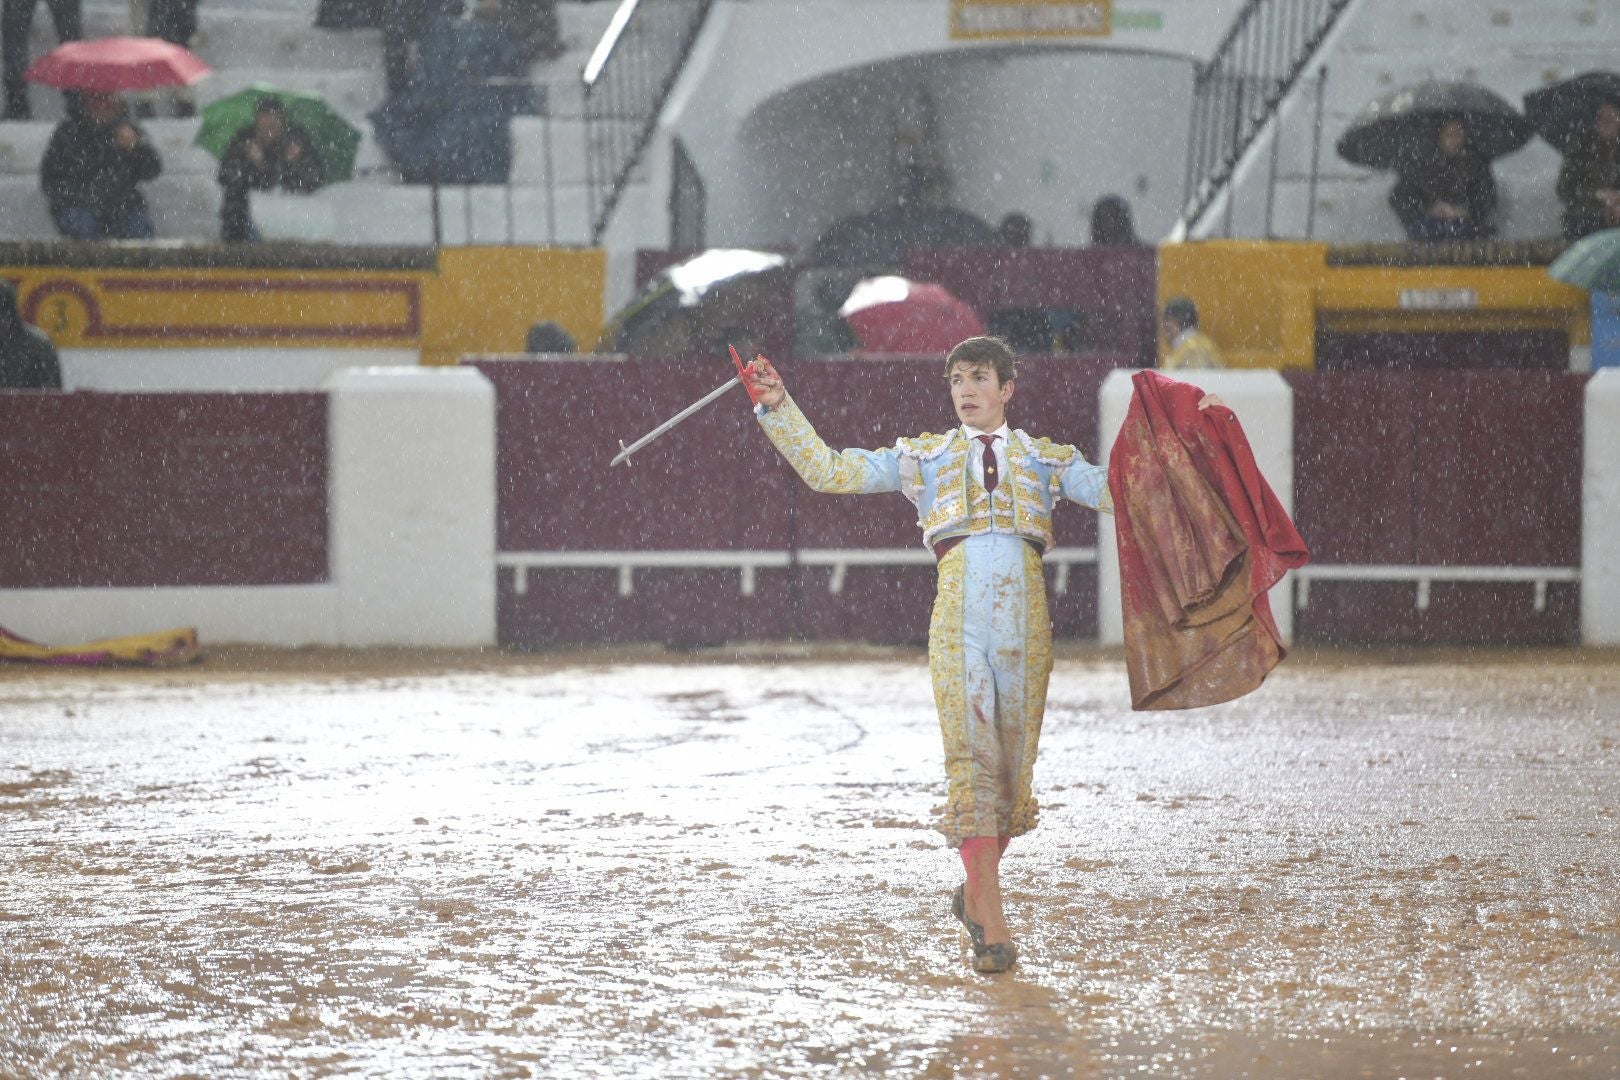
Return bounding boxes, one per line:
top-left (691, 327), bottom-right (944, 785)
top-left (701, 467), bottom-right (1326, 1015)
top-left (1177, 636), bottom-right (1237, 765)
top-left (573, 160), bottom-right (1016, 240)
top-left (0, 281), bottom-right (62, 390)
top-left (40, 91), bottom-right (162, 240)
top-left (1556, 99), bottom-right (1620, 241)
top-left (216, 96), bottom-right (326, 242)
top-left (1389, 117), bottom-right (1497, 242)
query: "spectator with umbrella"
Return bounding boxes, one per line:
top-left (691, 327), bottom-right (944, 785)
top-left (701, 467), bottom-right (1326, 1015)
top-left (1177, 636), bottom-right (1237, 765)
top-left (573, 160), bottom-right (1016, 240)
top-left (1338, 81), bottom-right (1532, 242)
top-left (212, 96), bottom-right (326, 243)
top-left (25, 36), bottom-right (209, 239)
top-left (40, 90), bottom-right (161, 239)
top-left (1526, 72), bottom-right (1620, 241)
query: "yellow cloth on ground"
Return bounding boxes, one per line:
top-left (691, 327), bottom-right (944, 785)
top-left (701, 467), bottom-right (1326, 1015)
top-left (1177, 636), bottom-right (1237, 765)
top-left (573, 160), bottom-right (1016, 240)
top-left (0, 624), bottom-right (201, 666)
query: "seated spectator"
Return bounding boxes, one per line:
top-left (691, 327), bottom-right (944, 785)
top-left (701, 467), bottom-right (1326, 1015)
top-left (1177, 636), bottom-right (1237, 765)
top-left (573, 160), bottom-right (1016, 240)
top-left (370, 0), bottom-right (536, 184)
top-left (1557, 99), bottom-right (1620, 241)
top-left (998, 211), bottom-right (1032, 247)
top-left (0, 281), bottom-right (61, 389)
top-left (524, 320), bottom-right (575, 353)
top-left (1390, 118), bottom-right (1497, 242)
top-left (1090, 194), bottom-right (1143, 246)
top-left (217, 97), bottom-right (325, 243)
top-left (2, 0), bottom-right (80, 121)
top-left (1160, 297), bottom-right (1225, 371)
top-left (41, 92), bottom-right (161, 241)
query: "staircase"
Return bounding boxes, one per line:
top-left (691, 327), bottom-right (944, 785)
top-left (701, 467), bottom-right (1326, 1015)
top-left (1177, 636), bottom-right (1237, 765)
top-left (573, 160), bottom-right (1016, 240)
top-left (1176, 0), bottom-right (1357, 238)
top-left (0, 0), bottom-right (621, 244)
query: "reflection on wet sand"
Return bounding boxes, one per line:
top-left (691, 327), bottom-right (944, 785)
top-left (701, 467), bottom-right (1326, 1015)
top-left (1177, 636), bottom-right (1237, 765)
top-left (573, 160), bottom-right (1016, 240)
top-left (0, 647), bottom-right (1616, 1077)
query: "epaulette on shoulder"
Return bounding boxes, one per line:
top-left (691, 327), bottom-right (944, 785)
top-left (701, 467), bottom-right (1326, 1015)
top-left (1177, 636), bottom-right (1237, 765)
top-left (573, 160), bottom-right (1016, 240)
top-left (895, 430), bottom-right (957, 461)
top-left (1016, 430), bottom-right (1078, 465)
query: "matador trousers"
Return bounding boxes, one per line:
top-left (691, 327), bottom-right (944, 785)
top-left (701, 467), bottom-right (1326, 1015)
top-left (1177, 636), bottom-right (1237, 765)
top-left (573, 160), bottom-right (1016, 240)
top-left (929, 532), bottom-right (1054, 847)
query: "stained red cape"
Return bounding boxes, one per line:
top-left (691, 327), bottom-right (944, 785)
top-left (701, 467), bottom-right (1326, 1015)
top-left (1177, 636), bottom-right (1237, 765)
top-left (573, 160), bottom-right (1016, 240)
top-left (1108, 371), bottom-right (1310, 710)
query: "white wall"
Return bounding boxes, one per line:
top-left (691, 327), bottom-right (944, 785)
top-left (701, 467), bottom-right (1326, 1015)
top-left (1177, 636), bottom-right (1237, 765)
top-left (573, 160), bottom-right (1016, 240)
top-left (730, 47), bottom-right (1193, 253)
top-left (1583, 368), bottom-right (1620, 645)
top-left (1097, 369), bottom-right (1296, 645)
top-left (61, 349), bottom-right (420, 393)
top-left (0, 367), bottom-right (497, 648)
top-left (598, 0), bottom-right (1245, 266)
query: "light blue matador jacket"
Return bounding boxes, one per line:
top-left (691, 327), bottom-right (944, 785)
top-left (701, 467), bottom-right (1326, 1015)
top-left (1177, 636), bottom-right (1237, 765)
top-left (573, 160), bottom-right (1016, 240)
top-left (755, 395), bottom-right (1113, 545)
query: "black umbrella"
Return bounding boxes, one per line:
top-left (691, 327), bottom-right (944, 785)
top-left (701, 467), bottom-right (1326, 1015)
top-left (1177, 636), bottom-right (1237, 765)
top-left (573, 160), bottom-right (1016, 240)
top-left (1524, 71), bottom-right (1620, 155)
top-left (810, 205), bottom-right (999, 267)
top-left (1337, 80), bottom-right (1534, 169)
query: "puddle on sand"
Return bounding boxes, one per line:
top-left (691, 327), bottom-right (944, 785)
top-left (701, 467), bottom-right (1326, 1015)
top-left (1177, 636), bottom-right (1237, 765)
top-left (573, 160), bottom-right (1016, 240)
top-left (0, 648), bottom-right (1617, 1077)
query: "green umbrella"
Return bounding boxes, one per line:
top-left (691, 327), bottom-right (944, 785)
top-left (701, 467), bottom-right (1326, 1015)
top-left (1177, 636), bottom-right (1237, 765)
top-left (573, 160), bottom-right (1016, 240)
top-left (196, 84), bottom-right (361, 184)
top-left (1548, 227), bottom-right (1620, 293)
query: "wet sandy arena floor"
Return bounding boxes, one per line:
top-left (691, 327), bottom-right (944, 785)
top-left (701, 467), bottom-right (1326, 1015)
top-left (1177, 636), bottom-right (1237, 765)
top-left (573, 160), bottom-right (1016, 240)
top-left (1, 644), bottom-right (1618, 1079)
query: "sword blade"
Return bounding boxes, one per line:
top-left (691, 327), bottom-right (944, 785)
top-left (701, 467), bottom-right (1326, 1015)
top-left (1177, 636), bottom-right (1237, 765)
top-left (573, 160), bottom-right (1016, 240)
top-left (610, 375), bottom-right (742, 467)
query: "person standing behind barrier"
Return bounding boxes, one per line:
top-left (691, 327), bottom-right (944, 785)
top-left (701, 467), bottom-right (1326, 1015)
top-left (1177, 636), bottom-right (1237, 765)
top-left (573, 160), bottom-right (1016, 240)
top-left (1390, 117), bottom-right (1498, 242)
top-left (1556, 100), bottom-right (1620, 241)
top-left (371, 0), bottom-right (534, 184)
top-left (1159, 297), bottom-right (1225, 371)
top-left (131, 0), bottom-right (198, 116)
top-left (217, 97), bottom-right (325, 243)
top-left (1, 0), bottom-right (80, 120)
top-left (1089, 194), bottom-right (1143, 247)
top-left (0, 281), bottom-right (60, 389)
top-left (41, 91), bottom-right (161, 240)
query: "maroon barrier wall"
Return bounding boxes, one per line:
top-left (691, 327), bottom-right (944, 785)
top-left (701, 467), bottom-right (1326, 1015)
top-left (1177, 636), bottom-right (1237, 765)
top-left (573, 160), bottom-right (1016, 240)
top-left (0, 392), bottom-right (328, 588)
top-left (474, 355), bottom-right (1117, 646)
top-left (1288, 372), bottom-right (1585, 644)
top-left (903, 247), bottom-right (1158, 363)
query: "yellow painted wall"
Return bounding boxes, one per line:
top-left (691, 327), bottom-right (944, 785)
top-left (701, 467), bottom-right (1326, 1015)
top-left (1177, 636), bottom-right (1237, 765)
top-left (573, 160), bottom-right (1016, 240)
top-left (1158, 240), bottom-right (1591, 369)
top-left (419, 247), bottom-right (605, 366)
top-left (1, 246), bottom-right (606, 361)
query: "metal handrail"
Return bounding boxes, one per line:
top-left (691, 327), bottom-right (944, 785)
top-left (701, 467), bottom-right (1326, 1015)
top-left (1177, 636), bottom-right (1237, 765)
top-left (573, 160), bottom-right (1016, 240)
top-left (1178, 0), bottom-right (1354, 235)
top-left (582, 0), bottom-right (716, 245)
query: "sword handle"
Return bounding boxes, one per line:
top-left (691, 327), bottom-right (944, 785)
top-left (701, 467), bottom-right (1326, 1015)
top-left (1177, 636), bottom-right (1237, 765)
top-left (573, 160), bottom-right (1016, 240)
top-left (731, 345), bottom-right (765, 406)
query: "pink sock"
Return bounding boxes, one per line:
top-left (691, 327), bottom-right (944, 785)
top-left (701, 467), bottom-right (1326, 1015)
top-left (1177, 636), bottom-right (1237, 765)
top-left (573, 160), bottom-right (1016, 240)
top-left (959, 836), bottom-right (1000, 887)
top-left (998, 835), bottom-right (1010, 855)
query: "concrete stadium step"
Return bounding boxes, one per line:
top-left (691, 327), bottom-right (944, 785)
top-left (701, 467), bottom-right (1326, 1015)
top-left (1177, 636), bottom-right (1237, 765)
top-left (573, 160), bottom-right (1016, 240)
top-left (0, 178), bottom-right (55, 240)
top-left (250, 179), bottom-right (602, 245)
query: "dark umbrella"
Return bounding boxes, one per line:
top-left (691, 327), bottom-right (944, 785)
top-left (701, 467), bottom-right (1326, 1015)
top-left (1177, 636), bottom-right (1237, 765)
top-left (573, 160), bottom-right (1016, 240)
top-left (600, 249), bottom-right (790, 355)
top-left (810, 205), bottom-right (999, 267)
top-left (1337, 80), bottom-right (1534, 169)
top-left (1524, 71), bottom-right (1620, 155)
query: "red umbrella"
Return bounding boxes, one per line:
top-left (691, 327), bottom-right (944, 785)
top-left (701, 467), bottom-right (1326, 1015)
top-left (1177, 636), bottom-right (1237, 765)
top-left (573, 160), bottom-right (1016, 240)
top-left (25, 36), bottom-right (211, 93)
top-left (838, 276), bottom-right (985, 354)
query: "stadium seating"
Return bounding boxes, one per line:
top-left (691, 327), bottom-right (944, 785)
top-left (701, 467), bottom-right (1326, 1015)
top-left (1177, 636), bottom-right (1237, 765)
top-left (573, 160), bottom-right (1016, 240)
top-left (0, 0), bottom-right (617, 243)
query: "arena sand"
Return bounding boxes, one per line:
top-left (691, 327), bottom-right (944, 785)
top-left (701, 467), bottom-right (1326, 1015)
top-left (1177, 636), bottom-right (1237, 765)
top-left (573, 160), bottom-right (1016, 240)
top-left (1, 645), bottom-right (1616, 1078)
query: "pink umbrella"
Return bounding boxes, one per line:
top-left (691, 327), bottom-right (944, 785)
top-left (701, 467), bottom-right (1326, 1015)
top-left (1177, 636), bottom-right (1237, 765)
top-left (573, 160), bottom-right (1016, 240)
top-left (25, 36), bottom-right (211, 93)
top-left (839, 276), bottom-right (985, 354)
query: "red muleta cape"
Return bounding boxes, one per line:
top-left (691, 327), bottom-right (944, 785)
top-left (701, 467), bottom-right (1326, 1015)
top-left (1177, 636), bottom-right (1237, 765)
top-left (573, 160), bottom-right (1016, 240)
top-left (1108, 370), bottom-right (1310, 710)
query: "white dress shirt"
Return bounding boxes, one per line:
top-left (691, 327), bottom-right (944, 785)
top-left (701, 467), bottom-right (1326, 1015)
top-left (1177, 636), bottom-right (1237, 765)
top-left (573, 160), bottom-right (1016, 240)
top-left (961, 421), bottom-right (1011, 491)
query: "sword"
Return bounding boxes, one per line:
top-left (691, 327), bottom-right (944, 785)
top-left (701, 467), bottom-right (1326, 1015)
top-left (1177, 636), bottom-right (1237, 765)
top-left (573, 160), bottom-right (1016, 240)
top-left (611, 346), bottom-right (767, 467)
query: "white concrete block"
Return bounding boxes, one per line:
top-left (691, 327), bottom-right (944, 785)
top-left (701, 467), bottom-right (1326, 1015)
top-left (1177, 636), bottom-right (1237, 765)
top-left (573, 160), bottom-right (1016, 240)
top-left (325, 366), bottom-right (497, 646)
top-left (1583, 369), bottom-right (1620, 644)
top-left (1098, 368), bottom-right (1295, 645)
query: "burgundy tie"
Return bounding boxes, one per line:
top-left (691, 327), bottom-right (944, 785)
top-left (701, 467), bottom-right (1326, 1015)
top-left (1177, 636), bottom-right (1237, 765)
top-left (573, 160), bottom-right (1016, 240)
top-left (977, 433), bottom-right (998, 494)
